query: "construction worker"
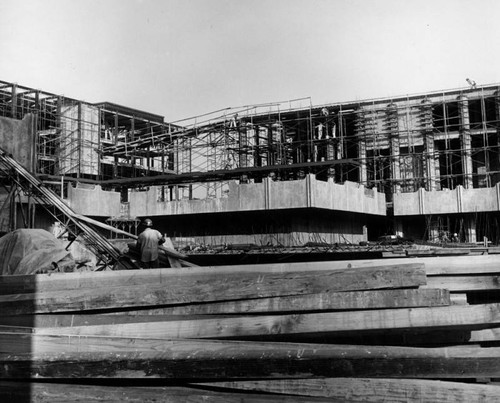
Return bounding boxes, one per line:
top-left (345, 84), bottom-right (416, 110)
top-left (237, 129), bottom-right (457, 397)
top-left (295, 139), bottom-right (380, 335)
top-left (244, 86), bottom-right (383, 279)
top-left (137, 218), bottom-right (165, 269)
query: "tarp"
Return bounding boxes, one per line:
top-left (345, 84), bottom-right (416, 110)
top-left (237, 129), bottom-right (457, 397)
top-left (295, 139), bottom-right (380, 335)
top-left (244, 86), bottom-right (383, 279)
top-left (0, 229), bottom-right (75, 275)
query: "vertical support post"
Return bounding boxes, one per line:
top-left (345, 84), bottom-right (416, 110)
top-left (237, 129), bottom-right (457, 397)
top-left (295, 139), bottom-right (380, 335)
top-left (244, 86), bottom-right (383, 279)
top-left (459, 95), bottom-right (473, 189)
top-left (254, 125), bottom-right (261, 167)
top-left (358, 136), bottom-right (367, 185)
top-left (113, 112), bottom-right (119, 178)
top-left (97, 107), bottom-right (102, 179)
top-left (267, 124), bottom-right (274, 166)
top-left (56, 96), bottom-right (62, 175)
top-left (146, 121), bottom-right (151, 173)
top-left (355, 108), bottom-right (367, 185)
top-left (11, 83), bottom-right (17, 118)
top-left (77, 102), bottom-right (82, 178)
top-left (466, 215), bottom-right (477, 243)
top-left (238, 122), bottom-right (248, 168)
top-left (387, 103), bottom-right (401, 193)
top-left (421, 98), bottom-right (436, 191)
top-left (130, 116), bottom-right (136, 170)
top-left (494, 90), bottom-right (500, 186)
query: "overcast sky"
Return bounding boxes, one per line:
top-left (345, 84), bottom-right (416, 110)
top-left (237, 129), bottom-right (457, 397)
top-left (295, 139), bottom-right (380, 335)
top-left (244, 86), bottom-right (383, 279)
top-left (1, 0), bottom-right (500, 122)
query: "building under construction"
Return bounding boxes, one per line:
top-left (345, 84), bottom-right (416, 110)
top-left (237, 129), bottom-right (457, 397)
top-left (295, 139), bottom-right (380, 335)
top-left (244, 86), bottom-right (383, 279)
top-left (5, 79), bottom-right (500, 401)
top-left (1, 79), bottom-right (500, 253)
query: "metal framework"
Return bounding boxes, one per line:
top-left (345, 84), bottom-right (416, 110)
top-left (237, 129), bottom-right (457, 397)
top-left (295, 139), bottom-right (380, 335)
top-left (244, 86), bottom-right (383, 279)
top-left (2, 79), bottom-right (500, 203)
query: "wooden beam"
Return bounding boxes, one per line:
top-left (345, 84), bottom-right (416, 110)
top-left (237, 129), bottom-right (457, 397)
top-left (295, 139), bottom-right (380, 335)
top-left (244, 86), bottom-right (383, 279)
top-left (200, 378), bottom-right (500, 400)
top-left (2, 254), bottom-right (498, 295)
top-left (0, 262), bottom-right (425, 295)
top-left (96, 288), bottom-right (450, 316)
top-left (450, 293), bottom-right (468, 305)
top-left (0, 288), bottom-right (448, 318)
top-left (196, 378), bottom-right (500, 401)
top-left (1, 338), bottom-right (500, 379)
top-left (0, 265), bottom-right (426, 314)
top-left (471, 327), bottom-right (500, 342)
top-left (0, 382), bottom-right (330, 402)
top-left (425, 276), bottom-right (500, 292)
top-left (34, 303), bottom-right (500, 339)
top-left (0, 332), bottom-right (476, 356)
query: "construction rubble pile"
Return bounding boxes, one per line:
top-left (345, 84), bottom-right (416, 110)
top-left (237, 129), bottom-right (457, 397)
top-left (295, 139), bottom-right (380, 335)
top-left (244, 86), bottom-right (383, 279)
top-left (2, 255), bottom-right (500, 401)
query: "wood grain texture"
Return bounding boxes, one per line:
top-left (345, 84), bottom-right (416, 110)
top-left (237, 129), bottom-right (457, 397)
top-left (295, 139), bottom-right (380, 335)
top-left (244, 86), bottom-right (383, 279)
top-left (425, 275), bottom-right (500, 292)
top-left (0, 382), bottom-right (330, 402)
top-left (197, 378), bottom-right (500, 402)
top-left (0, 265), bottom-right (426, 314)
top-left (98, 288), bottom-right (451, 316)
top-left (0, 288), bottom-right (449, 318)
top-left (34, 303), bottom-right (500, 339)
top-left (2, 254), bottom-right (500, 295)
top-left (1, 340), bottom-right (499, 379)
top-left (0, 262), bottom-right (425, 295)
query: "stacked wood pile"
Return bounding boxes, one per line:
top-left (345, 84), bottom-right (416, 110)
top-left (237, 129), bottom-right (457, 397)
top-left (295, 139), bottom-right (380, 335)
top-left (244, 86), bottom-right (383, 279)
top-left (2, 255), bottom-right (500, 401)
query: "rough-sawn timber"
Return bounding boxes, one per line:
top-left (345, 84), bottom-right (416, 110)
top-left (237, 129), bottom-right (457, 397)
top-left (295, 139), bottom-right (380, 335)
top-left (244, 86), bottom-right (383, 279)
top-left (34, 303), bottom-right (500, 339)
top-left (1, 339), bottom-right (500, 379)
top-left (0, 264), bottom-right (426, 313)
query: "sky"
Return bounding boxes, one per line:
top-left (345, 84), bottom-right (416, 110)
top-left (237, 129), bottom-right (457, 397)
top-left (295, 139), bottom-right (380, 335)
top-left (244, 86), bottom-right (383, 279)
top-left (1, 0), bottom-right (500, 123)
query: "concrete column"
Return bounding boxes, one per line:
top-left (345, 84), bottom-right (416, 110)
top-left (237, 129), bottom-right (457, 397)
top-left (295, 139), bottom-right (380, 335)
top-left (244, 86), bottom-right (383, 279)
top-left (11, 83), bottom-right (17, 118)
top-left (358, 137), bottom-right (367, 185)
top-left (458, 95), bottom-right (473, 189)
top-left (387, 103), bottom-right (400, 193)
top-left (494, 90), bottom-right (500, 185)
top-left (421, 98), bottom-right (437, 191)
top-left (238, 123), bottom-right (248, 168)
top-left (466, 216), bottom-right (477, 243)
top-left (267, 125), bottom-right (274, 165)
top-left (355, 108), bottom-right (367, 185)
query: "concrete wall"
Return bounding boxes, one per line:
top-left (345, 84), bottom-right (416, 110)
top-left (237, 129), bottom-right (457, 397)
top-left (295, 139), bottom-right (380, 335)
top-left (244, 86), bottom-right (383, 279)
top-left (393, 184), bottom-right (500, 216)
top-left (66, 183), bottom-right (121, 217)
top-left (0, 114), bottom-right (34, 171)
top-left (128, 175), bottom-right (386, 218)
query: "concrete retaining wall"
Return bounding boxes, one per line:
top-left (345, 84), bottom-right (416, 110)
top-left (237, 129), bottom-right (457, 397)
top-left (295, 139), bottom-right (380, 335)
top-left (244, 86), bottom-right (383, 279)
top-left (128, 175), bottom-right (386, 218)
top-left (393, 185), bottom-right (500, 215)
top-left (66, 184), bottom-right (121, 217)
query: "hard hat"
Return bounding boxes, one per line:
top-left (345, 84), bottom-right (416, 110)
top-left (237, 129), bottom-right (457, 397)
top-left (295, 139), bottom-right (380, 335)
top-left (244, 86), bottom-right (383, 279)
top-left (143, 218), bottom-right (153, 227)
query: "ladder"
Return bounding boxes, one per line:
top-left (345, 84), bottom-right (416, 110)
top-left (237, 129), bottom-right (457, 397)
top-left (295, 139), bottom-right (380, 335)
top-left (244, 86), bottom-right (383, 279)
top-left (0, 147), bottom-right (137, 270)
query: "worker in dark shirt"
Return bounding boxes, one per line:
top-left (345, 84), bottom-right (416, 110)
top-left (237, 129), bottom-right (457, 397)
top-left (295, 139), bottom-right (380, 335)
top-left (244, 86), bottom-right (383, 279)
top-left (137, 218), bottom-right (165, 269)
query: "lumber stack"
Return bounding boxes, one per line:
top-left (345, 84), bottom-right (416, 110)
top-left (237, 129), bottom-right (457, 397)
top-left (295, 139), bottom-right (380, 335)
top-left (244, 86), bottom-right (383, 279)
top-left (2, 256), bottom-right (500, 401)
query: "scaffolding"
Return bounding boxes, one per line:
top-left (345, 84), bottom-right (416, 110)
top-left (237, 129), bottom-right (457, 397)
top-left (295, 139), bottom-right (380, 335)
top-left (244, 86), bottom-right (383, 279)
top-left (2, 79), bottom-right (500, 205)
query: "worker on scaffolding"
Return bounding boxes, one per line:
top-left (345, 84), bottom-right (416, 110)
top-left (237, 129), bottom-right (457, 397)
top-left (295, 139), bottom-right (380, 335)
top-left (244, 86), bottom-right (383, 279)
top-left (137, 218), bottom-right (165, 269)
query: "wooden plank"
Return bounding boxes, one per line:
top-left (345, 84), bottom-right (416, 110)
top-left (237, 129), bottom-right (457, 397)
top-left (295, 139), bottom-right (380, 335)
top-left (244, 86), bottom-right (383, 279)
top-left (0, 265), bottom-right (426, 314)
top-left (450, 293), bottom-right (468, 305)
top-left (406, 249), bottom-right (471, 257)
top-left (1, 338), bottom-right (500, 379)
top-left (0, 262), bottom-right (425, 295)
top-left (425, 276), bottom-right (500, 292)
top-left (1, 328), bottom-right (474, 353)
top-left (0, 332), bottom-right (480, 356)
top-left (1, 254), bottom-right (498, 296)
top-left (197, 378), bottom-right (500, 401)
top-left (0, 313), bottom-right (189, 328)
top-left (34, 303), bottom-right (500, 339)
top-left (0, 289), bottom-right (449, 320)
top-left (99, 288), bottom-right (450, 316)
top-left (0, 382), bottom-right (329, 403)
top-left (470, 327), bottom-right (500, 342)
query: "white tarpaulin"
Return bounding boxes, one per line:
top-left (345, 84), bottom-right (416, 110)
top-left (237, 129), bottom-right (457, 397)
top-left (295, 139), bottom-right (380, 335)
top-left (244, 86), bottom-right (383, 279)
top-left (0, 229), bottom-right (75, 275)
